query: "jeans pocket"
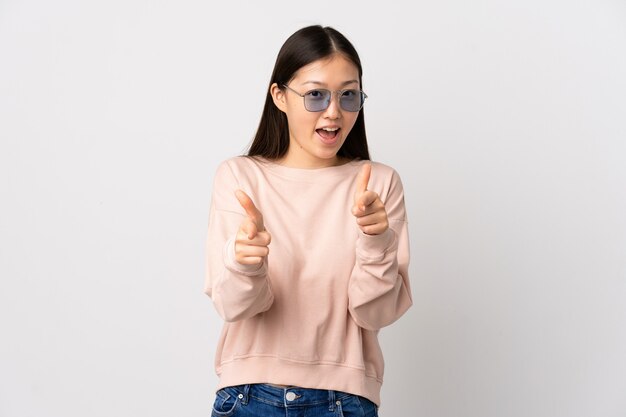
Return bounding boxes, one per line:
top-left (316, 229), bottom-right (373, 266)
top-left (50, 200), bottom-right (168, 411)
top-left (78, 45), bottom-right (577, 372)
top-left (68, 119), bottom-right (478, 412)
top-left (357, 395), bottom-right (379, 417)
top-left (211, 386), bottom-right (242, 417)
top-left (338, 394), bottom-right (379, 417)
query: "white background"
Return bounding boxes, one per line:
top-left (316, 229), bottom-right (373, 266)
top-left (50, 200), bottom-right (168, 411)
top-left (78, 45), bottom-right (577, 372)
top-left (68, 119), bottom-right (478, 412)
top-left (1, 1), bottom-right (625, 416)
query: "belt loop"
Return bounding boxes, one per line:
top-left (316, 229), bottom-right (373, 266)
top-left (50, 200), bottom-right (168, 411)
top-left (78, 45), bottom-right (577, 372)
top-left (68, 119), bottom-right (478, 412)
top-left (241, 384), bottom-right (251, 405)
top-left (328, 389), bottom-right (336, 411)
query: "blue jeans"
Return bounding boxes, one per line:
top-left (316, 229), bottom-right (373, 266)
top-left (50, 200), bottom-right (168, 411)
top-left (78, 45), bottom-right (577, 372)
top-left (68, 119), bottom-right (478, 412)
top-left (211, 383), bottom-right (379, 417)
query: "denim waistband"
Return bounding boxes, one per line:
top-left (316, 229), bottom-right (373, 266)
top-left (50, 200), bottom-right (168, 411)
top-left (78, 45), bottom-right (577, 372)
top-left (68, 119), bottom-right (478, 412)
top-left (237, 383), bottom-right (353, 410)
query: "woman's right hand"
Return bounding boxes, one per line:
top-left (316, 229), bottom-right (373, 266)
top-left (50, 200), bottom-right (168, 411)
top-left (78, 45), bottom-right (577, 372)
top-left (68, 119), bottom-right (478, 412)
top-left (234, 190), bottom-right (272, 265)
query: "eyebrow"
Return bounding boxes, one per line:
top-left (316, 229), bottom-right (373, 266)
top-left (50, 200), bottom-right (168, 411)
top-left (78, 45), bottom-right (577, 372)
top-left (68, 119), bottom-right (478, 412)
top-left (300, 80), bottom-right (359, 87)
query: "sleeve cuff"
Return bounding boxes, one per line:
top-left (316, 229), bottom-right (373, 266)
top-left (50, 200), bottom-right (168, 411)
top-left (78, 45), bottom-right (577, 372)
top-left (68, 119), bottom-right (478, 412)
top-left (355, 227), bottom-right (397, 262)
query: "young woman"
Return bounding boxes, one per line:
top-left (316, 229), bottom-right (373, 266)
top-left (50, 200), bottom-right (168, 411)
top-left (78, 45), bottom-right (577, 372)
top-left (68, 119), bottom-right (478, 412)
top-left (205, 25), bottom-right (413, 417)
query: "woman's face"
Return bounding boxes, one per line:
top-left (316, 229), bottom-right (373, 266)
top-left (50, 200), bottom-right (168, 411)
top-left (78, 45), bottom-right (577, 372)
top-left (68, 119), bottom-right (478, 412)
top-left (271, 54), bottom-right (361, 168)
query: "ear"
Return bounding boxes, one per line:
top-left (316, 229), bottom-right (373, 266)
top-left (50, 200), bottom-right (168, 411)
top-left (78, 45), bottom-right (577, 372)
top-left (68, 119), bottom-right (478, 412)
top-left (270, 83), bottom-right (287, 113)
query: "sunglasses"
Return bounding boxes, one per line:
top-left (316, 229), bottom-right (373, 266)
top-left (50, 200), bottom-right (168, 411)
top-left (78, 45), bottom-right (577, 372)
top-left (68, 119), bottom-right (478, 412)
top-left (282, 84), bottom-right (367, 112)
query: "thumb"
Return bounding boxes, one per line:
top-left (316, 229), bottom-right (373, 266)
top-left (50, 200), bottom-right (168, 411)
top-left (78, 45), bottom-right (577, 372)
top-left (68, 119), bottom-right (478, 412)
top-left (354, 163), bottom-right (371, 202)
top-left (235, 190), bottom-right (265, 232)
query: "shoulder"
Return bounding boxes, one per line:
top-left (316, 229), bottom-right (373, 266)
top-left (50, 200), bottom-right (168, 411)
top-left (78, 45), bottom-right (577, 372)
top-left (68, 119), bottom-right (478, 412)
top-left (214, 156), bottom-right (269, 181)
top-left (216, 155), bottom-right (259, 172)
top-left (210, 156), bottom-right (268, 211)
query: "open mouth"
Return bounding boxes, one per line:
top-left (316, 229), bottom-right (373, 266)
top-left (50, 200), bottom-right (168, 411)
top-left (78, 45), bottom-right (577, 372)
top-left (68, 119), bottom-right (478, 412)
top-left (316, 127), bottom-right (341, 144)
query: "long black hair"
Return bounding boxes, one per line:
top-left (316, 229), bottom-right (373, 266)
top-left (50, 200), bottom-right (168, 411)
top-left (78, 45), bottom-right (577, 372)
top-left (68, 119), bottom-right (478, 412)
top-left (247, 25), bottom-right (370, 161)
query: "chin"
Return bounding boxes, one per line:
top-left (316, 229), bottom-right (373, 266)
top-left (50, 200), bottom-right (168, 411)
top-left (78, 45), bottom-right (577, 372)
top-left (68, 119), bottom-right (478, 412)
top-left (315, 149), bottom-right (341, 161)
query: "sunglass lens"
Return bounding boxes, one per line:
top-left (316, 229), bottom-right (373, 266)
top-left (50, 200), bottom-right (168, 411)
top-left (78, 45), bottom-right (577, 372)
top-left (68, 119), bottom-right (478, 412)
top-left (340, 90), bottom-right (363, 112)
top-left (304, 90), bottom-right (331, 112)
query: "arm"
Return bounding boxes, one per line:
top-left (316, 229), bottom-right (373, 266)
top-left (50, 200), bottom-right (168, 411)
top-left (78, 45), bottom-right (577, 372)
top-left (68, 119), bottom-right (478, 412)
top-left (348, 167), bottom-right (413, 331)
top-left (204, 160), bottom-right (274, 322)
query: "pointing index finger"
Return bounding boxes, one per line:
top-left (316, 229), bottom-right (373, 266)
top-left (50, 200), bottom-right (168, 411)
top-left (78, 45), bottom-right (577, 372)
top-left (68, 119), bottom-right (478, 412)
top-left (355, 162), bottom-right (372, 202)
top-left (235, 189), bottom-right (265, 231)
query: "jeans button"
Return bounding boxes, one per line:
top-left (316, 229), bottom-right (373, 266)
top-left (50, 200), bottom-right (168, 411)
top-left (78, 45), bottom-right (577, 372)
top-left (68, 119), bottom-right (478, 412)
top-left (286, 392), bottom-right (297, 401)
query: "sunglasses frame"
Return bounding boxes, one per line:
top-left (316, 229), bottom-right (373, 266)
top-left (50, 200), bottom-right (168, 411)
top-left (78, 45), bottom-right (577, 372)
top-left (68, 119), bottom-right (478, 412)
top-left (282, 84), bottom-right (367, 112)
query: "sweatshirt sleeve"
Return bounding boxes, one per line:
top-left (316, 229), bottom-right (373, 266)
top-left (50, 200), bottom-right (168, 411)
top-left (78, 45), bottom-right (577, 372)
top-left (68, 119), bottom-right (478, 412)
top-left (204, 160), bottom-right (274, 322)
top-left (348, 168), bottom-right (413, 331)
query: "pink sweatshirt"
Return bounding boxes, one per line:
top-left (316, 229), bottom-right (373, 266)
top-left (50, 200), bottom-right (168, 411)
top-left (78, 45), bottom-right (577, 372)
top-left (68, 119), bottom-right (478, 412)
top-left (204, 156), bottom-right (412, 406)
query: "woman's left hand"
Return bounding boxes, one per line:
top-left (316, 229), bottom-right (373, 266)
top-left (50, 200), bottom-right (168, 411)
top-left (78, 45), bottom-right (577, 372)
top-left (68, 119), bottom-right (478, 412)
top-left (352, 163), bottom-right (389, 235)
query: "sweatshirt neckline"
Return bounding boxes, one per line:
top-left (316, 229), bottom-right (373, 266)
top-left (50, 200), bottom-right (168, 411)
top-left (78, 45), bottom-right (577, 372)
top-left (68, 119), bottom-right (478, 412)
top-left (247, 156), bottom-right (365, 182)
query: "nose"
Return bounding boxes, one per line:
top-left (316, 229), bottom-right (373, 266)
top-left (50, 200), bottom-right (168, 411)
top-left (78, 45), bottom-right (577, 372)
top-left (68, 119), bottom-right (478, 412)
top-left (323, 92), bottom-right (342, 119)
